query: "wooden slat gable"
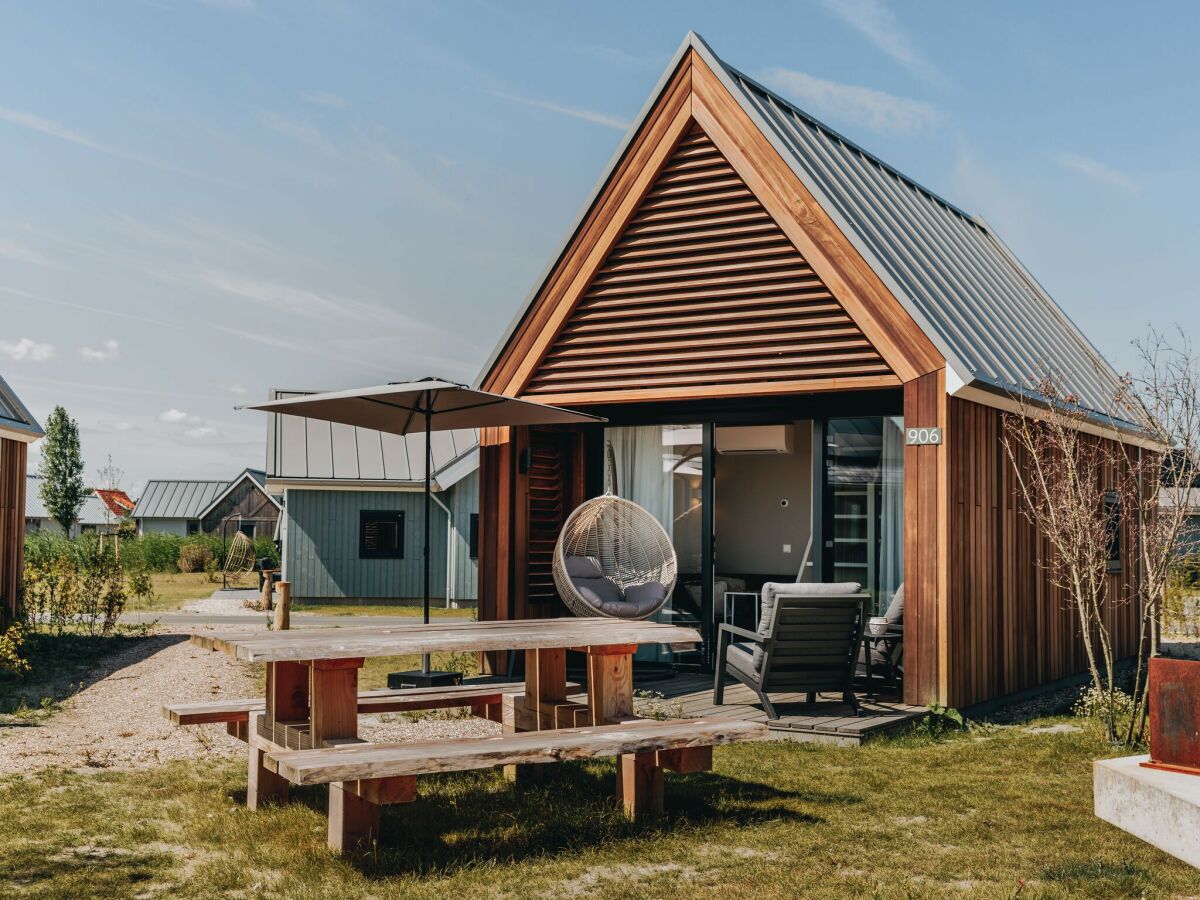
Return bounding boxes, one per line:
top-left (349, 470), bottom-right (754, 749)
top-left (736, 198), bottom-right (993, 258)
top-left (522, 125), bottom-right (894, 401)
top-left (480, 48), bottom-right (942, 404)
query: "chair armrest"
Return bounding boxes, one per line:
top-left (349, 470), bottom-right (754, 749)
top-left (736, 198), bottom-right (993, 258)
top-left (718, 623), bottom-right (764, 643)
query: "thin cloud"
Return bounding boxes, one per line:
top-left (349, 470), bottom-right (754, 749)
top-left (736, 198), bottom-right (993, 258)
top-left (759, 68), bottom-right (940, 135)
top-left (818, 0), bottom-right (946, 85)
top-left (159, 408), bottom-right (201, 424)
top-left (0, 239), bottom-right (57, 268)
top-left (300, 90), bottom-right (348, 110)
top-left (196, 0), bottom-right (256, 10)
top-left (0, 105), bottom-right (229, 185)
top-left (0, 337), bottom-right (55, 362)
top-left (0, 286), bottom-right (183, 330)
top-left (490, 91), bottom-right (630, 131)
top-left (81, 339), bottom-right (121, 363)
top-left (182, 425), bottom-right (219, 439)
top-left (1053, 151), bottom-right (1139, 195)
top-left (261, 112), bottom-right (339, 156)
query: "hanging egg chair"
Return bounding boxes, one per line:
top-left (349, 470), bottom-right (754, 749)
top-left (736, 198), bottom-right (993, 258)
top-left (552, 494), bottom-right (677, 620)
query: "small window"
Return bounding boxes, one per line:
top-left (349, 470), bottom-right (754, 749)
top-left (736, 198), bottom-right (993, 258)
top-left (360, 510), bottom-right (405, 559)
top-left (186, 520), bottom-right (200, 536)
top-left (469, 512), bottom-right (480, 560)
top-left (239, 521), bottom-right (255, 539)
top-left (1104, 491), bottom-right (1122, 575)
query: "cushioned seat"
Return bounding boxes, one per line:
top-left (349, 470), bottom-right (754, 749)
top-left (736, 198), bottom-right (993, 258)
top-left (565, 556), bottom-right (670, 618)
top-left (725, 643), bottom-right (758, 681)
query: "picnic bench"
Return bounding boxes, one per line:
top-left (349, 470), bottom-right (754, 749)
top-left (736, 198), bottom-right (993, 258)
top-left (174, 618), bottom-right (768, 854)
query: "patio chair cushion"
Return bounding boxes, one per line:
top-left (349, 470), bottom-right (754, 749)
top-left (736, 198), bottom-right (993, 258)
top-left (726, 642), bottom-right (758, 681)
top-left (622, 580), bottom-right (670, 618)
top-left (564, 555), bottom-right (624, 612)
top-left (754, 581), bottom-right (862, 672)
top-left (883, 583), bottom-right (905, 627)
top-left (564, 556), bottom-right (605, 579)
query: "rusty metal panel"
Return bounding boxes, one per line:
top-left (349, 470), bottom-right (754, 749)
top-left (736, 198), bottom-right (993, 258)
top-left (1144, 657), bottom-right (1200, 775)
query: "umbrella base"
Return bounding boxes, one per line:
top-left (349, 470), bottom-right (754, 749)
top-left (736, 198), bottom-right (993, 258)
top-left (387, 670), bottom-right (464, 689)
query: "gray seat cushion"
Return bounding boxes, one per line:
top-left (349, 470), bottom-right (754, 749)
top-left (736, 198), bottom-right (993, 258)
top-left (726, 642), bottom-right (758, 681)
top-left (883, 584), bottom-right (905, 627)
top-left (564, 556), bottom-right (605, 579)
top-left (622, 580), bottom-right (669, 617)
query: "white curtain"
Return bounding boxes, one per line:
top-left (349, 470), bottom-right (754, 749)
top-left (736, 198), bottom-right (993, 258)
top-left (878, 415), bottom-right (905, 616)
top-left (604, 426), bottom-right (674, 528)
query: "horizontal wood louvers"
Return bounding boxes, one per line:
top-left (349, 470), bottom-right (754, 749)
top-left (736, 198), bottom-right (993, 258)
top-left (526, 443), bottom-right (567, 606)
top-left (523, 124), bottom-right (892, 398)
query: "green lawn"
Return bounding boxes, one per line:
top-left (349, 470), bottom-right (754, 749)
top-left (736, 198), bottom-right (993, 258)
top-left (292, 602), bottom-right (475, 620)
top-left (124, 573), bottom-right (221, 612)
top-left (1, 719), bottom-right (1194, 898)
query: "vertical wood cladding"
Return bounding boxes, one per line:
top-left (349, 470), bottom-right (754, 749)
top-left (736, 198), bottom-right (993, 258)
top-left (0, 438), bottom-right (28, 623)
top-left (522, 124), bottom-right (893, 399)
top-left (945, 397), bottom-right (1141, 708)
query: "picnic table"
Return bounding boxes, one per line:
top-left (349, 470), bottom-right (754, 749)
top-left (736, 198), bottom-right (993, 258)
top-left (175, 617), bottom-right (766, 853)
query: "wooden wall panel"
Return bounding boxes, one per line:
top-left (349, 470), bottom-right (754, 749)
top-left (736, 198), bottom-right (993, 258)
top-left (903, 371), bottom-right (947, 706)
top-left (522, 124), bottom-right (894, 402)
top-left (945, 397), bottom-right (1141, 709)
top-left (0, 438), bottom-right (28, 624)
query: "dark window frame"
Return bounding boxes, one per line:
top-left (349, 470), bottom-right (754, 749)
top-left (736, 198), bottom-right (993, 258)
top-left (359, 509), bottom-right (405, 559)
top-left (468, 512), bottom-right (480, 560)
top-left (1104, 491), bottom-right (1122, 575)
top-left (186, 520), bottom-right (200, 536)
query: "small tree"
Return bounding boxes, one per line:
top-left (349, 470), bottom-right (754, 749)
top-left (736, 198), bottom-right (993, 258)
top-left (38, 406), bottom-right (85, 536)
top-left (95, 454), bottom-right (125, 529)
top-left (1001, 329), bottom-right (1200, 745)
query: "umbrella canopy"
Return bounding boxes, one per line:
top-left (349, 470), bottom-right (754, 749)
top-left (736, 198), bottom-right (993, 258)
top-left (241, 378), bottom-right (605, 680)
top-left (240, 378), bottom-right (603, 433)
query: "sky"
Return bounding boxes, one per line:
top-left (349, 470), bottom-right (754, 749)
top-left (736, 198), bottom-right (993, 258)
top-left (2, 1), bottom-right (1198, 493)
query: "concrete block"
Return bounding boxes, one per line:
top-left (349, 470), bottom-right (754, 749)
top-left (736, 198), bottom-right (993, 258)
top-left (1094, 754), bottom-right (1200, 868)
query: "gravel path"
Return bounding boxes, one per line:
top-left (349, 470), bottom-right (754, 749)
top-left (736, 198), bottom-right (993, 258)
top-left (0, 625), bottom-right (499, 775)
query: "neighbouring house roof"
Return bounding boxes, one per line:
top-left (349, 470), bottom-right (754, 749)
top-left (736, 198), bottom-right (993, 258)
top-left (132, 478), bottom-right (230, 519)
top-left (94, 488), bottom-right (136, 518)
top-left (25, 476), bottom-right (110, 526)
top-left (478, 32), bottom-right (1138, 430)
top-left (0, 374), bottom-right (43, 442)
top-left (195, 467), bottom-right (282, 521)
top-left (264, 389), bottom-right (480, 491)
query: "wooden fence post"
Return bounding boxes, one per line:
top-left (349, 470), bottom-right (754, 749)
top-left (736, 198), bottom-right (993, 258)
top-left (260, 570), bottom-right (274, 612)
top-left (273, 581), bottom-right (291, 631)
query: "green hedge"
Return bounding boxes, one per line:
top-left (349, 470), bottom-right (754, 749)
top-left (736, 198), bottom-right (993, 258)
top-left (24, 531), bottom-right (280, 574)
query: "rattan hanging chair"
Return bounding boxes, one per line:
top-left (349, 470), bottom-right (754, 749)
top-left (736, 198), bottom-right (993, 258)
top-left (552, 494), bottom-right (677, 620)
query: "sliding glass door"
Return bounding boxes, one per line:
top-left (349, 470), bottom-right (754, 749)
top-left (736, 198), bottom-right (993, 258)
top-left (822, 416), bottom-right (904, 616)
top-left (604, 424), bottom-right (706, 661)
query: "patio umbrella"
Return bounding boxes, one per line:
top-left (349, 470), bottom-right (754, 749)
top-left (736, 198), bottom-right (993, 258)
top-left (241, 378), bottom-right (605, 679)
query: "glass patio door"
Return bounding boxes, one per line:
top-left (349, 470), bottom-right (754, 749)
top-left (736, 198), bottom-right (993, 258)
top-left (603, 424), bottom-right (706, 661)
top-left (822, 416), bottom-right (904, 616)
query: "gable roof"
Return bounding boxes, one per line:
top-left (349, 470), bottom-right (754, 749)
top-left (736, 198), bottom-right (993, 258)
top-left (264, 389), bottom-right (480, 490)
top-left (25, 476), bottom-right (109, 526)
top-left (195, 468), bottom-right (282, 521)
top-left (0, 375), bottom-right (43, 442)
top-left (132, 478), bottom-right (229, 519)
top-left (94, 489), bottom-right (136, 517)
top-left (479, 32), bottom-right (1135, 429)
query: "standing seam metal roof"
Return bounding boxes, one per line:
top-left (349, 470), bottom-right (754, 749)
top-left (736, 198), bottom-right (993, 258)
top-left (133, 479), bottom-right (229, 519)
top-left (477, 32), bottom-right (1135, 429)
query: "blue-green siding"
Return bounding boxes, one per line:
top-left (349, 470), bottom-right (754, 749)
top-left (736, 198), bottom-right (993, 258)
top-left (284, 479), bottom-right (478, 601)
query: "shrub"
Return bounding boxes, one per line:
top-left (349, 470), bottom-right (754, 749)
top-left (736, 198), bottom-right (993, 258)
top-left (22, 539), bottom-right (126, 636)
top-left (178, 542), bottom-right (214, 573)
top-left (253, 536), bottom-right (280, 567)
top-left (122, 532), bottom-right (184, 573)
top-left (1073, 684), bottom-right (1136, 723)
top-left (0, 623), bottom-right (31, 678)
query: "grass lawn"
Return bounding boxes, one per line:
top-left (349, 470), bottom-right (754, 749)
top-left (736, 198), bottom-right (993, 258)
top-left (124, 573), bottom-right (222, 613)
top-left (2, 720), bottom-right (1195, 897)
top-left (292, 602), bottom-right (475, 619)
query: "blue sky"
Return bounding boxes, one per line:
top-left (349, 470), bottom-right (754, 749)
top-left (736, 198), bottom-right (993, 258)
top-left (2, 1), bottom-right (1198, 489)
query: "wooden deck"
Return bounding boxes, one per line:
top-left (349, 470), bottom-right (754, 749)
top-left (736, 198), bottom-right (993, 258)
top-left (638, 673), bottom-right (925, 746)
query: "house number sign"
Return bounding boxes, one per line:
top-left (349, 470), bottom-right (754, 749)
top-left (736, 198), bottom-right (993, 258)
top-left (906, 426), bottom-right (942, 446)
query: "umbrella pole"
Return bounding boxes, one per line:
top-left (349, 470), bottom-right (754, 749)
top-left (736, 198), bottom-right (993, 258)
top-left (421, 395), bottom-right (432, 674)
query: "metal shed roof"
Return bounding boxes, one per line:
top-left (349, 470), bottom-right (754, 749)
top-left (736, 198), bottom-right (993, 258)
top-left (264, 389), bottom-right (479, 490)
top-left (132, 478), bottom-right (229, 519)
top-left (0, 374), bottom-right (43, 440)
top-left (25, 476), bottom-right (110, 526)
top-left (478, 32), bottom-right (1136, 429)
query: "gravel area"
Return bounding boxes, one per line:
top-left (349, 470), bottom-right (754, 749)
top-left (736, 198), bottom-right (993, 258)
top-left (0, 624), bottom-right (499, 775)
top-left (181, 590), bottom-right (263, 617)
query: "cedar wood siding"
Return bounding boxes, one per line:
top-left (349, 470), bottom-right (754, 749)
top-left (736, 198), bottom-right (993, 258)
top-left (945, 396), bottom-right (1142, 709)
top-left (0, 437), bottom-right (28, 624)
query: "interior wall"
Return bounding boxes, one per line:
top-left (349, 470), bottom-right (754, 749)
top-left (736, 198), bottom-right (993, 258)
top-left (714, 421), bottom-right (812, 578)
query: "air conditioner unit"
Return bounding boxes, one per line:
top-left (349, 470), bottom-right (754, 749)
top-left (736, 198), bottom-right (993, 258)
top-left (715, 425), bottom-right (794, 455)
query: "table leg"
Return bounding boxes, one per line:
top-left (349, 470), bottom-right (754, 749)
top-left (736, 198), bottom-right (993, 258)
top-left (618, 751), bottom-right (664, 819)
top-left (248, 661), bottom-right (308, 809)
top-left (503, 648), bottom-right (568, 783)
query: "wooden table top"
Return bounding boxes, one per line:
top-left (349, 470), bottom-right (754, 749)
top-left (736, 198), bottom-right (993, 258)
top-left (192, 617), bottom-right (701, 663)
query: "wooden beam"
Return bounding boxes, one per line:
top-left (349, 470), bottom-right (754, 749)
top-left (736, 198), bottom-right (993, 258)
top-left (587, 651), bottom-right (634, 725)
top-left (618, 751), bottom-right (664, 819)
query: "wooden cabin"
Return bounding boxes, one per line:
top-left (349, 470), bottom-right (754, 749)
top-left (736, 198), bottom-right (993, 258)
top-left (0, 375), bottom-right (43, 625)
top-left (474, 33), bottom-right (1151, 710)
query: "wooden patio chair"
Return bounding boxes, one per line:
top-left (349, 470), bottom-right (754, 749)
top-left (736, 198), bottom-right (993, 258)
top-left (713, 586), bottom-right (868, 720)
